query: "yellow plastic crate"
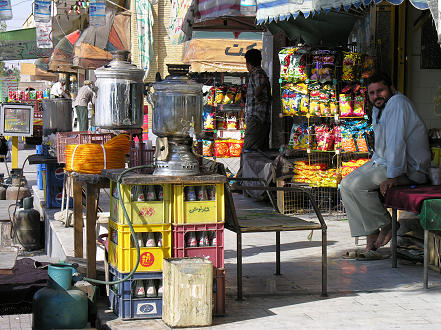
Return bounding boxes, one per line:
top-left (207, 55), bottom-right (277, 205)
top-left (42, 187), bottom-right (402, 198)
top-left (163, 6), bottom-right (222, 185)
top-left (109, 181), bottom-right (172, 225)
top-left (173, 183), bottom-right (225, 224)
top-left (108, 220), bottom-right (172, 273)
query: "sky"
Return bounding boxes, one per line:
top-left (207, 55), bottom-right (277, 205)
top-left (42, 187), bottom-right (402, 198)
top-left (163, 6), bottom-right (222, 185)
top-left (5, 0), bottom-right (33, 31)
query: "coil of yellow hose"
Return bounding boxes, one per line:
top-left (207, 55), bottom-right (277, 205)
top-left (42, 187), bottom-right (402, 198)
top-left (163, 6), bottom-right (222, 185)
top-left (65, 134), bottom-right (130, 174)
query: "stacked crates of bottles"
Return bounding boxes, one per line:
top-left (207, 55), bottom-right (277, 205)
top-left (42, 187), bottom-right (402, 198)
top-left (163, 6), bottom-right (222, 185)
top-left (172, 183), bottom-right (226, 316)
top-left (108, 181), bottom-right (172, 319)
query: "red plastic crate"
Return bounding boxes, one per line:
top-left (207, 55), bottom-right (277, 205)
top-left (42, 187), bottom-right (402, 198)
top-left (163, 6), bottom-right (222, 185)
top-left (172, 223), bottom-right (224, 268)
top-left (129, 142), bottom-right (155, 173)
top-left (56, 131), bottom-right (115, 164)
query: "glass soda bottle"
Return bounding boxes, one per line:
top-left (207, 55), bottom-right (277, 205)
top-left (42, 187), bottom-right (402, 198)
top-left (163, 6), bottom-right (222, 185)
top-left (133, 280), bottom-right (145, 298)
top-left (146, 185), bottom-right (157, 201)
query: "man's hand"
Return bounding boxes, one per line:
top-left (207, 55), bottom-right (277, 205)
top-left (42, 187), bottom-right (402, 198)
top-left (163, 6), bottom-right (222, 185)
top-left (380, 177), bottom-right (399, 196)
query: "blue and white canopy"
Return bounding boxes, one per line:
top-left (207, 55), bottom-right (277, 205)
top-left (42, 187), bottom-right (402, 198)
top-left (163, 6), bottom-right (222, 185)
top-left (256, 0), bottom-right (429, 24)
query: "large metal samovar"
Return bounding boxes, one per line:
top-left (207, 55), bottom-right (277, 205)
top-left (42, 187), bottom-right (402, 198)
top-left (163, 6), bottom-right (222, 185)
top-left (94, 50), bottom-right (145, 129)
top-left (149, 64), bottom-right (203, 176)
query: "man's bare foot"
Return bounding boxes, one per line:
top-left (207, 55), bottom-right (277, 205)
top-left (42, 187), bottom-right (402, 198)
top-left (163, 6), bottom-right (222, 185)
top-left (375, 223), bottom-right (393, 248)
top-left (366, 232), bottom-right (379, 251)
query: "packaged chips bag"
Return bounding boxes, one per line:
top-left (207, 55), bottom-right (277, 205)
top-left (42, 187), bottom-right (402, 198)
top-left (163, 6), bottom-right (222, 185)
top-left (203, 109), bottom-right (215, 130)
top-left (215, 140), bottom-right (230, 158)
top-left (229, 139), bottom-right (243, 157)
top-left (202, 140), bottom-right (214, 156)
top-left (342, 52), bottom-right (361, 81)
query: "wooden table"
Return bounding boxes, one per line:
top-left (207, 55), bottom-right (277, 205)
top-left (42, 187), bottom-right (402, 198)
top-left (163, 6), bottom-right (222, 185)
top-left (71, 173), bottom-right (109, 279)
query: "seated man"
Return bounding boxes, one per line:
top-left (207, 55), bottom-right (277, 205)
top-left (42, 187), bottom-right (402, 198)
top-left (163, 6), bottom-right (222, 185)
top-left (340, 72), bottom-right (431, 253)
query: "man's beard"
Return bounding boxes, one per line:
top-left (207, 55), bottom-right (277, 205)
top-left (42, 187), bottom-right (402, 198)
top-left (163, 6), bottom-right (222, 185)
top-left (374, 97), bottom-right (389, 109)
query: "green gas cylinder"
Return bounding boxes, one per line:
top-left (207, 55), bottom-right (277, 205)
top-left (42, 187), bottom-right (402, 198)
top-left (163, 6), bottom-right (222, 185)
top-left (14, 197), bottom-right (41, 251)
top-left (32, 263), bottom-right (88, 330)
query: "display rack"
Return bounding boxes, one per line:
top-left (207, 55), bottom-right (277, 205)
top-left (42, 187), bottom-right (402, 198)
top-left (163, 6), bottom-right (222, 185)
top-left (200, 78), bottom-right (246, 177)
top-left (278, 46), bottom-right (374, 215)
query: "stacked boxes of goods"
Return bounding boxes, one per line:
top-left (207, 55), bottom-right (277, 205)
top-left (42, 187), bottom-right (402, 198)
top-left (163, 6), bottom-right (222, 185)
top-left (108, 180), bottom-right (226, 319)
top-left (108, 182), bottom-right (172, 319)
top-left (172, 183), bottom-right (226, 316)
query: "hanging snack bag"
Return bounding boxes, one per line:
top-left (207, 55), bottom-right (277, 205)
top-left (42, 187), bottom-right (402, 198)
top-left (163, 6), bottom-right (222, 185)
top-left (203, 107), bottom-right (215, 130)
top-left (353, 95), bottom-right (365, 117)
top-left (223, 86), bottom-right (237, 104)
top-left (229, 139), bottom-right (243, 157)
top-left (206, 87), bottom-right (215, 106)
top-left (202, 140), bottom-right (214, 157)
top-left (215, 86), bottom-right (226, 104)
top-left (282, 89), bottom-right (291, 115)
top-left (356, 131), bottom-right (369, 153)
top-left (300, 93), bottom-right (310, 114)
top-left (330, 101), bottom-right (338, 115)
top-left (315, 124), bottom-right (335, 151)
top-left (341, 128), bottom-right (357, 152)
top-left (215, 140), bottom-right (230, 157)
top-left (361, 55), bottom-right (376, 79)
top-left (339, 94), bottom-right (353, 117)
top-left (226, 114), bottom-right (238, 130)
top-left (334, 125), bottom-right (342, 151)
top-left (342, 52), bottom-right (361, 81)
top-left (234, 89), bottom-right (242, 104)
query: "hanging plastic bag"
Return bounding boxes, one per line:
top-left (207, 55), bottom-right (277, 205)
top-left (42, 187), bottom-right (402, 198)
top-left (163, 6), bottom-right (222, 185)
top-left (34, 0), bottom-right (51, 22)
top-left (36, 21), bottom-right (53, 49)
top-left (89, 0), bottom-right (106, 27)
top-left (0, 0), bottom-right (13, 20)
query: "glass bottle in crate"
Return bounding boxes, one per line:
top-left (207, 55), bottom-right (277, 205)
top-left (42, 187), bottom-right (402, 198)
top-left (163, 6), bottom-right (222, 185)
top-left (146, 279), bottom-right (157, 298)
top-left (155, 233), bottom-right (163, 247)
top-left (197, 186), bottom-right (208, 201)
top-left (185, 186), bottom-right (197, 201)
top-left (198, 231), bottom-right (209, 247)
top-left (132, 185), bottom-right (145, 202)
top-left (210, 231), bottom-right (217, 246)
top-left (133, 280), bottom-right (145, 298)
top-left (156, 185), bottom-right (163, 201)
top-left (157, 279), bottom-right (163, 297)
top-left (145, 232), bottom-right (156, 247)
top-left (207, 185), bottom-right (216, 200)
top-left (146, 185), bottom-right (157, 201)
top-left (186, 232), bottom-right (197, 247)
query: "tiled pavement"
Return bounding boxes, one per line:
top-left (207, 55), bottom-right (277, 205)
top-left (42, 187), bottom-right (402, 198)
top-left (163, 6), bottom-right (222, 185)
top-left (4, 149), bottom-right (441, 329)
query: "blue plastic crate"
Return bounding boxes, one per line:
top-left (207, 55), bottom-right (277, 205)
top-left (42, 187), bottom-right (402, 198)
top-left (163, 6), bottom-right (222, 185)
top-left (45, 164), bottom-right (65, 187)
top-left (44, 164), bottom-right (72, 208)
top-left (108, 265), bottom-right (162, 320)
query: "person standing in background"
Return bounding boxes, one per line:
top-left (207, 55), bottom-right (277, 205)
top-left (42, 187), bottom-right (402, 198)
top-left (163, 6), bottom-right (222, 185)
top-left (243, 49), bottom-right (272, 151)
top-left (73, 80), bottom-right (96, 131)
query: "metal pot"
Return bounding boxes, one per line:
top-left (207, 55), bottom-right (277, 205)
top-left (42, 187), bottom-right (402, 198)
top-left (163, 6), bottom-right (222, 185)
top-left (42, 98), bottom-right (72, 135)
top-left (150, 64), bottom-right (203, 139)
top-left (94, 50), bottom-right (145, 129)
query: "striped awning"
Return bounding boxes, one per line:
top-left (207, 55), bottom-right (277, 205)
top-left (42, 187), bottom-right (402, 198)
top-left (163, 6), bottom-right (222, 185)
top-left (256, 0), bottom-right (429, 24)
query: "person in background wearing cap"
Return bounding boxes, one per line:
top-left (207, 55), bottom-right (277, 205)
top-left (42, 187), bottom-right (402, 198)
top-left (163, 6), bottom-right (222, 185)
top-left (73, 80), bottom-right (96, 131)
top-left (50, 78), bottom-right (69, 99)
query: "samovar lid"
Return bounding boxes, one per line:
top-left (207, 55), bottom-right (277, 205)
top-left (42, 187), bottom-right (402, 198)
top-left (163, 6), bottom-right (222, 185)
top-left (95, 50), bottom-right (144, 81)
top-left (153, 64), bottom-right (202, 94)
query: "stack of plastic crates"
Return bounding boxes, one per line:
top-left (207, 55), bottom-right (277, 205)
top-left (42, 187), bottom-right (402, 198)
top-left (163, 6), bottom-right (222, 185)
top-left (108, 181), bottom-right (172, 319)
top-left (108, 180), bottom-right (226, 319)
top-left (171, 183), bottom-right (226, 316)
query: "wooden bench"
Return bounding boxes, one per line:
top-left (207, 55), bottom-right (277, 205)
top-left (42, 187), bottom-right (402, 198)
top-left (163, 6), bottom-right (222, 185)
top-left (223, 177), bottom-right (328, 300)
